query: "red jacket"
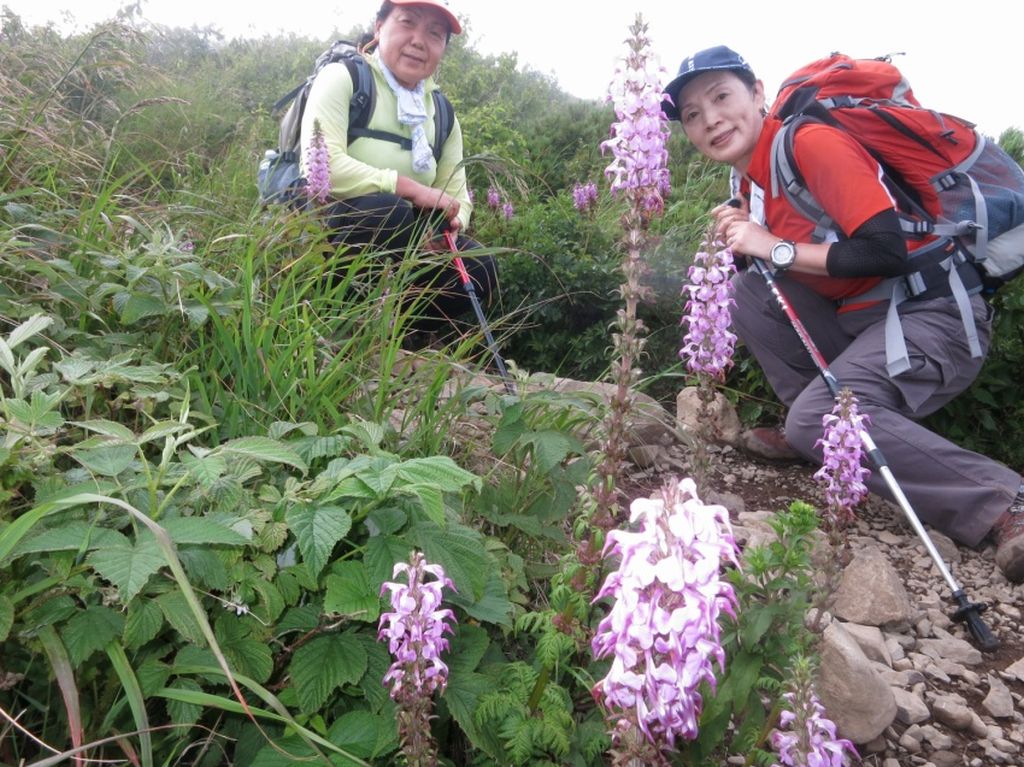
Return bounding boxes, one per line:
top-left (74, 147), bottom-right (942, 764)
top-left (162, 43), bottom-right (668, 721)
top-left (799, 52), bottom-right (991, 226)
top-left (738, 117), bottom-right (899, 307)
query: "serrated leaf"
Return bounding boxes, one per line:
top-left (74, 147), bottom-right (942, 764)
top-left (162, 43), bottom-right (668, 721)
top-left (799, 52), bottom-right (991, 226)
top-left (9, 522), bottom-right (124, 558)
top-left (162, 517), bottom-right (249, 546)
top-left (124, 599), bottom-right (165, 649)
top-left (0, 595), bottom-right (13, 642)
top-left (64, 606), bottom-right (125, 666)
top-left (166, 677), bottom-right (204, 727)
top-left (119, 292), bottom-right (166, 324)
top-left (290, 633), bottom-right (367, 713)
top-left (276, 604), bottom-right (320, 635)
top-left (71, 444), bottom-right (137, 477)
top-left (410, 521), bottom-right (491, 600)
top-left (70, 419), bottom-right (135, 440)
top-left (447, 624), bottom-right (490, 676)
top-left (6, 313), bottom-right (53, 350)
top-left (405, 483), bottom-right (445, 525)
top-left (214, 616), bottom-right (273, 683)
top-left (395, 456), bottom-right (480, 493)
top-left (135, 659), bottom-right (172, 696)
top-left (364, 535), bottom-right (410, 586)
top-left (181, 452), bottom-right (227, 486)
top-left (447, 568), bottom-right (513, 627)
top-left (328, 710), bottom-right (395, 759)
top-left (355, 633), bottom-right (393, 713)
top-left (88, 533), bottom-right (164, 601)
top-left (217, 436), bottom-right (307, 473)
top-left (286, 504), bottom-right (352, 579)
top-left (137, 420), bottom-right (188, 444)
top-left (177, 547), bottom-right (231, 591)
top-left (526, 430), bottom-right (574, 473)
top-left (324, 561), bottom-right (379, 622)
top-left (156, 590), bottom-right (206, 645)
top-left (22, 595), bottom-right (77, 633)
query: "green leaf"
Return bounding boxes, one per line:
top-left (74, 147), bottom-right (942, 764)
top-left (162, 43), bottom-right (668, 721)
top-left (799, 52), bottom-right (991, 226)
top-left (70, 444), bottom-right (137, 477)
top-left (119, 292), bottom-right (166, 324)
top-left (64, 606), bottom-right (125, 666)
top-left (355, 633), bottom-right (393, 713)
top-left (363, 535), bottom-right (410, 585)
top-left (6, 313), bottom-right (53, 350)
top-left (124, 599), bottom-right (165, 649)
top-left (156, 590), bottom-right (207, 645)
top-left (215, 616), bottom-right (273, 684)
top-left (88, 532), bottom-right (164, 602)
top-left (217, 436), bottom-right (308, 474)
top-left (181, 452), bottom-right (227, 486)
top-left (395, 456), bottom-right (481, 493)
top-left (285, 504), bottom-right (352, 579)
top-left (70, 419), bottom-right (136, 440)
top-left (404, 483), bottom-right (445, 525)
top-left (0, 595), bottom-right (13, 642)
top-left (410, 521), bottom-right (491, 600)
top-left (22, 595), bottom-right (77, 633)
top-left (447, 568), bottom-right (513, 627)
top-left (178, 547), bottom-right (231, 591)
top-left (447, 624), bottom-right (490, 676)
top-left (162, 517), bottom-right (250, 546)
top-left (526, 430), bottom-right (574, 473)
top-left (166, 677), bottom-right (204, 727)
top-left (9, 522), bottom-right (123, 557)
top-left (290, 633), bottom-right (367, 714)
top-left (324, 561), bottom-right (380, 622)
top-left (328, 710), bottom-right (396, 759)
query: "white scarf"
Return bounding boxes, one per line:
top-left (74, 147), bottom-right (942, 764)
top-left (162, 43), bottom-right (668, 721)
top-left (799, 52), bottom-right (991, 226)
top-left (379, 60), bottom-right (435, 174)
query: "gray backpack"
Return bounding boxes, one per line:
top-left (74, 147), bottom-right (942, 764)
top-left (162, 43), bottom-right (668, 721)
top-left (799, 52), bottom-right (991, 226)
top-left (257, 40), bottom-right (455, 207)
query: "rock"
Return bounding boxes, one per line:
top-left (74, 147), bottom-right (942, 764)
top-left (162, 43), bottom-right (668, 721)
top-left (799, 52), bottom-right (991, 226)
top-left (831, 547), bottom-right (915, 629)
top-left (917, 636), bottom-right (984, 666)
top-left (932, 696), bottom-right (974, 730)
top-left (675, 386), bottom-right (742, 445)
top-left (984, 674), bottom-right (1016, 719)
top-left (817, 622), bottom-right (897, 743)
top-left (892, 687), bottom-right (931, 725)
top-left (840, 622), bottom-right (893, 666)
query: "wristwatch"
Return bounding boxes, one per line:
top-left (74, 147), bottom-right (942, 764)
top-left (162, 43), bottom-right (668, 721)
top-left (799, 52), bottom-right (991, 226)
top-left (770, 239), bottom-right (797, 271)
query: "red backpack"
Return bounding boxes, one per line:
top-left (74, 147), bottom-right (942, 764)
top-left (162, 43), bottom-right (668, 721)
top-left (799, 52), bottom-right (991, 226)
top-left (768, 53), bottom-right (1024, 294)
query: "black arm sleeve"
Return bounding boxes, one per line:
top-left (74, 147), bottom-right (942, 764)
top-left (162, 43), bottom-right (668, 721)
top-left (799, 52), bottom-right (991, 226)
top-left (824, 208), bottom-right (910, 278)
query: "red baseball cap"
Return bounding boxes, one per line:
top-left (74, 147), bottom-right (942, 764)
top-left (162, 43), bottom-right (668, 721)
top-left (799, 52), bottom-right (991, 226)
top-left (388, 0), bottom-right (462, 35)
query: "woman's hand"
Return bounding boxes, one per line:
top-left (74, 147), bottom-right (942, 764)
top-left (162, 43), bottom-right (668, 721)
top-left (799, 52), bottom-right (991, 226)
top-left (711, 199), bottom-right (773, 260)
top-left (396, 176), bottom-right (461, 229)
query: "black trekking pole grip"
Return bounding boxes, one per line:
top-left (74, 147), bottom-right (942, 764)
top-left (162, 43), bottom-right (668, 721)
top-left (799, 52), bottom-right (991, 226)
top-left (952, 590), bottom-right (1000, 652)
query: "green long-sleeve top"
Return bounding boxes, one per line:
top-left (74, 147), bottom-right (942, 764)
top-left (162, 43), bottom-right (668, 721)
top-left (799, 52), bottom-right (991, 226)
top-left (299, 51), bottom-right (472, 230)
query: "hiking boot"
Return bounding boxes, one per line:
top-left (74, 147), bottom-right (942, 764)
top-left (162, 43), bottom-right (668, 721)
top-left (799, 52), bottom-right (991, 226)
top-left (738, 426), bottom-right (804, 463)
top-left (994, 486), bottom-right (1024, 583)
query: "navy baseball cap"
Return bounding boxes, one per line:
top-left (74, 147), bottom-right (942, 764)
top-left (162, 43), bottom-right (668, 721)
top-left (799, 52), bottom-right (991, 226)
top-left (662, 45), bottom-right (754, 121)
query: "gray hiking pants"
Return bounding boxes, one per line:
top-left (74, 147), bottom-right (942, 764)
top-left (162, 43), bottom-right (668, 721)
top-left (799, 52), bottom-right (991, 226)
top-left (731, 268), bottom-right (1021, 546)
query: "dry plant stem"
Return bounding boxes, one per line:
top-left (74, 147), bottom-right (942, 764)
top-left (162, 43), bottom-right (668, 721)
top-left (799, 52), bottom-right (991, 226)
top-left (593, 216), bottom-right (649, 532)
top-left (691, 374), bottom-right (717, 492)
top-left (608, 717), bottom-right (670, 767)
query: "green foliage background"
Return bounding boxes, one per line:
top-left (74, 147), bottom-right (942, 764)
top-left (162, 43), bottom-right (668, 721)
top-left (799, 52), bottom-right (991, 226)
top-left (2, 6), bottom-right (1023, 765)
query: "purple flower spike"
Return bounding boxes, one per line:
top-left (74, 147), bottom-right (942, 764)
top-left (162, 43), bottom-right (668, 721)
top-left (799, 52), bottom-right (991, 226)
top-left (680, 231), bottom-right (737, 380)
top-left (592, 478), bottom-right (739, 751)
top-left (813, 388), bottom-right (870, 524)
top-left (771, 690), bottom-right (858, 767)
top-left (486, 185), bottom-right (501, 209)
top-left (501, 200), bottom-right (514, 220)
top-left (601, 23), bottom-right (672, 216)
top-left (305, 120), bottom-right (330, 205)
top-left (379, 551), bottom-right (456, 699)
top-left (573, 181), bottom-right (599, 212)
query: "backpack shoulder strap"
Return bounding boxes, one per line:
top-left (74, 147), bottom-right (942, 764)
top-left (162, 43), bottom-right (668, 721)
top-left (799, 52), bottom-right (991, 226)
top-left (430, 90), bottom-right (455, 162)
top-left (342, 53), bottom-right (376, 136)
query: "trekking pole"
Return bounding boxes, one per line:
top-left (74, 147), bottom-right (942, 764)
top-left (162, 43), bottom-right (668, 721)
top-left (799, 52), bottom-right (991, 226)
top-left (443, 230), bottom-right (517, 396)
top-left (744, 245), bottom-right (999, 651)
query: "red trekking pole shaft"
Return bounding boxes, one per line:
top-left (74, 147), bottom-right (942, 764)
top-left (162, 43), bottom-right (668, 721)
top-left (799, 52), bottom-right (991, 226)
top-left (444, 231), bottom-right (517, 396)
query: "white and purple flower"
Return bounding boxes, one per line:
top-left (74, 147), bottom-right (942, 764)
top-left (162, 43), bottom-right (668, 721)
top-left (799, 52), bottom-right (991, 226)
top-left (681, 233), bottom-right (737, 380)
top-left (813, 388), bottom-right (871, 524)
top-left (592, 478), bottom-right (739, 750)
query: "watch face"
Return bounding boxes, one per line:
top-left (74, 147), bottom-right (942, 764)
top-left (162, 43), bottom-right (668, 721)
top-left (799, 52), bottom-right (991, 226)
top-left (771, 240), bottom-right (796, 269)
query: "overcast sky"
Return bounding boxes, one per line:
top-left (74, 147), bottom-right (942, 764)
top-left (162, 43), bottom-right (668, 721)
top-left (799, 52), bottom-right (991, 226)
top-left (3, 0), bottom-right (1020, 137)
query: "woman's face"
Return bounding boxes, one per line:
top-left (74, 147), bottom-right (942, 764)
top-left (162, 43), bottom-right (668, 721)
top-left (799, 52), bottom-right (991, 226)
top-left (375, 5), bottom-right (449, 88)
top-left (678, 70), bottom-right (765, 172)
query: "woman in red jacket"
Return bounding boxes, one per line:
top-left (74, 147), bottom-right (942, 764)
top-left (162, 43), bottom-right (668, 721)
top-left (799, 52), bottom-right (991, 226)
top-left (662, 45), bottom-right (1024, 581)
